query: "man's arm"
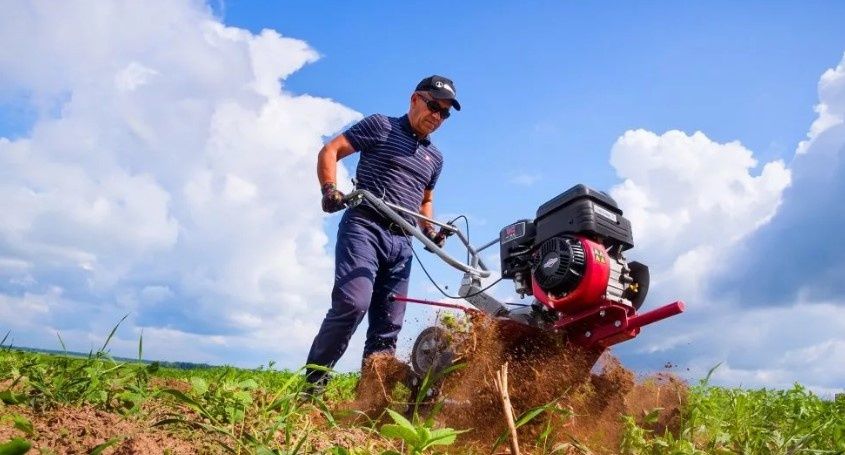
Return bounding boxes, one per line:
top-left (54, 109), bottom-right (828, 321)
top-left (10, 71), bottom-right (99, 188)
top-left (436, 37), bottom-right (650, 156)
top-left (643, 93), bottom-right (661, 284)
top-left (317, 134), bottom-right (357, 187)
top-left (419, 188), bottom-right (435, 231)
top-left (419, 188), bottom-right (451, 249)
top-left (317, 134), bottom-right (357, 213)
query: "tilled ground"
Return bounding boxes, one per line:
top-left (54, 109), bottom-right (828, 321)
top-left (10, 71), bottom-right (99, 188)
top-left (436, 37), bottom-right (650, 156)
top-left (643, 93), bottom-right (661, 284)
top-left (353, 314), bottom-right (688, 454)
top-left (0, 404), bottom-right (203, 454)
top-left (0, 315), bottom-right (686, 454)
top-left (0, 401), bottom-right (391, 454)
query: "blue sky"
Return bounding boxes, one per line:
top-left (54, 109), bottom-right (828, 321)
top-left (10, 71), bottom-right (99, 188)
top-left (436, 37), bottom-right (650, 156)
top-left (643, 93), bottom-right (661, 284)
top-left (224, 1), bottom-right (844, 159)
top-left (222, 1), bottom-right (845, 251)
top-left (2, 1), bottom-right (845, 394)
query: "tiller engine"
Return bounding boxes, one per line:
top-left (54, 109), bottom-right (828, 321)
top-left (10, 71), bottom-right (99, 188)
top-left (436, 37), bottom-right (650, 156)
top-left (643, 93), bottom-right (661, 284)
top-left (343, 184), bottom-right (684, 376)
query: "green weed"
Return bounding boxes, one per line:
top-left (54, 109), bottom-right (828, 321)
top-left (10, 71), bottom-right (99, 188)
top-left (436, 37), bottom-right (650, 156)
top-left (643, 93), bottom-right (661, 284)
top-left (3, 330), bottom-right (844, 455)
top-left (0, 317), bottom-right (154, 413)
top-left (620, 365), bottom-right (845, 454)
top-left (155, 366), bottom-right (337, 454)
top-left (490, 398), bottom-right (575, 454)
top-left (0, 437), bottom-right (31, 455)
top-left (379, 408), bottom-right (465, 454)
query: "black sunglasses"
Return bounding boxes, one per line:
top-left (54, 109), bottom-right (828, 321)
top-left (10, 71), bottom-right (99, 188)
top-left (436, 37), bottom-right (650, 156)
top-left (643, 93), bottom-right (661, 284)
top-left (420, 94), bottom-right (451, 119)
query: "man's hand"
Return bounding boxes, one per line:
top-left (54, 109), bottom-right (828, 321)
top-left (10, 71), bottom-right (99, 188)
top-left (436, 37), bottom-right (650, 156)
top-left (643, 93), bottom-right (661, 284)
top-left (321, 182), bottom-right (346, 213)
top-left (422, 225), bottom-right (453, 252)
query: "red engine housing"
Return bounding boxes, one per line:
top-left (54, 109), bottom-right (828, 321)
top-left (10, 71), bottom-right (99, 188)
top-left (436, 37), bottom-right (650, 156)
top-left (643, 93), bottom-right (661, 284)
top-left (531, 236), bottom-right (610, 313)
top-left (530, 235), bottom-right (684, 348)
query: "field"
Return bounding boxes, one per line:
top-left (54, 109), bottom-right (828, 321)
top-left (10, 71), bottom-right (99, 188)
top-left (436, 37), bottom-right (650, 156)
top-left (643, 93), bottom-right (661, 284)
top-left (1, 323), bottom-right (843, 455)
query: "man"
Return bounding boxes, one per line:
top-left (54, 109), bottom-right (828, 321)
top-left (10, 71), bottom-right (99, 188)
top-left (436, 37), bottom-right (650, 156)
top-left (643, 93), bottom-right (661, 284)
top-left (305, 75), bottom-right (461, 389)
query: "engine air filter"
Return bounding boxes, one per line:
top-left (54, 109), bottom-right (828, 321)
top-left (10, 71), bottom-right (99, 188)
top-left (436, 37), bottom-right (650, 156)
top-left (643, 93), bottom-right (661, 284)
top-left (532, 236), bottom-right (586, 294)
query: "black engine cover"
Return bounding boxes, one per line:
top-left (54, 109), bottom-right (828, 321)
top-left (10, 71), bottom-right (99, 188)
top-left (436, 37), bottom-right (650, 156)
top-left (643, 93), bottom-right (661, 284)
top-left (532, 236), bottom-right (586, 295)
top-left (535, 184), bottom-right (634, 250)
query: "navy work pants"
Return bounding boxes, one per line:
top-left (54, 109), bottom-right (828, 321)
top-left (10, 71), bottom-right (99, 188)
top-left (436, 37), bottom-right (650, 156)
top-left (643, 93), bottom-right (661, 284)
top-left (305, 208), bottom-right (412, 384)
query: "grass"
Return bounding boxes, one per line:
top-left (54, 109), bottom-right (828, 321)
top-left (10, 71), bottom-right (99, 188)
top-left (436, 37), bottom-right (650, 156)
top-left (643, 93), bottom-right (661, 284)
top-left (1, 329), bottom-right (844, 454)
top-left (619, 366), bottom-right (845, 455)
top-left (0, 318), bottom-right (155, 414)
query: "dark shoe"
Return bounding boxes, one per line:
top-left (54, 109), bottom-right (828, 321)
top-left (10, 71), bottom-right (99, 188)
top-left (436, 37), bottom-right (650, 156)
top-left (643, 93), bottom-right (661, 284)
top-left (298, 380), bottom-right (326, 404)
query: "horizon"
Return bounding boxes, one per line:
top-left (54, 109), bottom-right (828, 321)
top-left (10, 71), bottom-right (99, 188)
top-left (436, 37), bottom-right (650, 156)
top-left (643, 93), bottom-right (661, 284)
top-left (2, 0), bottom-right (845, 395)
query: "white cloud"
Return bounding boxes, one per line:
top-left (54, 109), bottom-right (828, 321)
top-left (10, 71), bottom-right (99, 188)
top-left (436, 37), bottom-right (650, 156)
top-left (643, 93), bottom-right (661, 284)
top-left (620, 300), bottom-right (845, 395)
top-left (0, 290), bottom-right (54, 322)
top-left (705, 53), bottom-right (845, 312)
top-left (611, 52), bottom-right (845, 394)
top-left (114, 62), bottom-right (160, 92)
top-left (797, 52), bottom-right (845, 154)
top-left (609, 129), bottom-right (791, 300)
top-left (701, 302), bottom-right (845, 395)
top-left (508, 172), bottom-right (542, 186)
top-left (0, 0), bottom-right (360, 367)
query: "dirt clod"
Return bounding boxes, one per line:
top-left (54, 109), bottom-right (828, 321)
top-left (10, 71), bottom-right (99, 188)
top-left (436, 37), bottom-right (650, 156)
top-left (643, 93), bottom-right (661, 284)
top-left (0, 405), bottom-right (200, 454)
top-left (350, 351), bottom-right (411, 418)
top-left (351, 313), bottom-right (689, 454)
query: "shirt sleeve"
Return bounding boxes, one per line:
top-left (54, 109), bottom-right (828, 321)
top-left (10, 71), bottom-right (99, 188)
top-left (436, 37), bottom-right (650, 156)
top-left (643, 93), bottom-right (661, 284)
top-left (342, 114), bottom-right (389, 152)
top-left (426, 156), bottom-right (443, 190)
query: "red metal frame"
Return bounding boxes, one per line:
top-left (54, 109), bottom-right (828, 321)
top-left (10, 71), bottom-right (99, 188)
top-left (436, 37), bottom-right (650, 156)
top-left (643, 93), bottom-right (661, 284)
top-left (389, 295), bottom-right (477, 313)
top-left (391, 294), bottom-right (685, 349)
top-left (554, 299), bottom-right (685, 348)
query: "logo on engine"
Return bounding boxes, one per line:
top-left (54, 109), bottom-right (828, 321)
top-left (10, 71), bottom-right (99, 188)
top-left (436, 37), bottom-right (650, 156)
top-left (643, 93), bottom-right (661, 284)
top-left (543, 257), bottom-right (559, 269)
top-left (593, 249), bottom-right (607, 264)
top-left (501, 222), bottom-right (525, 242)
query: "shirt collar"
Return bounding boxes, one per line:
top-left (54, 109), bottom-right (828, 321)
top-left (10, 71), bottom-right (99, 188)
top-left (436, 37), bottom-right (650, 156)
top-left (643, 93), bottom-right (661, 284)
top-left (400, 114), bottom-right (431, 146)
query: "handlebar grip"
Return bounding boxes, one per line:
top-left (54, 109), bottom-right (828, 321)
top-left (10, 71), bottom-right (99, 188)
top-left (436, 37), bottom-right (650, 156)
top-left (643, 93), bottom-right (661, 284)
top-left (342, 188), bottom-right (490, 277)
top-left (438, 225), bottom-right (455, 237)
top-left (342, 191), bottom-right (364, 207)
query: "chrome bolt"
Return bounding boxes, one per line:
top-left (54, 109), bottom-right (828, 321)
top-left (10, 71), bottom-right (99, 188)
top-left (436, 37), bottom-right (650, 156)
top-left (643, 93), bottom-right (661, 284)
top-left (614, 320), bottom-right (622, 327)
top-left (599, 310), bottom-right (606, 317)
top-left (585, 331), bottom-right (592, 338)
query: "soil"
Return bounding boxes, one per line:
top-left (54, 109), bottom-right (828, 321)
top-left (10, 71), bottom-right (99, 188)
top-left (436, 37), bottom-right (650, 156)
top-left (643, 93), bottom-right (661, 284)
top-left (0, 313), bottom-right (687, 454)
top-left (350, 352), bottom-right (412, 419)
top-left (0, 405), bottom-right (204, 454)
top-left (350, 313), bottom-right (689, 454)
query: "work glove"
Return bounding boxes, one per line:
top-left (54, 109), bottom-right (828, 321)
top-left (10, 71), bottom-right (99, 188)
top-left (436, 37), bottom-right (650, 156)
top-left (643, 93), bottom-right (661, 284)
top-left (422, 225), bottom-right (453, 252)
top-left (321, 182), bottom-right (346, 213)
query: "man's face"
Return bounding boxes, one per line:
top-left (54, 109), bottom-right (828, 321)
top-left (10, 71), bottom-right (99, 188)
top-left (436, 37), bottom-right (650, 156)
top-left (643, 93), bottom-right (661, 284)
top-left (408, 92), bottom-right (452, 137)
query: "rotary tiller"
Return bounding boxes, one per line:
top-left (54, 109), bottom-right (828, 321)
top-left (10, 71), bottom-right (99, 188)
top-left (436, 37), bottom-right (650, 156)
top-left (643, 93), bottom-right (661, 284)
top-left (343, 184), bottom-right (685, 377)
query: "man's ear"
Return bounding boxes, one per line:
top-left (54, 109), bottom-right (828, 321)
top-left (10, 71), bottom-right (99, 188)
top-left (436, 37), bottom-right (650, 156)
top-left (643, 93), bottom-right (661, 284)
top-left (409, 92), bottom-right (419, 112)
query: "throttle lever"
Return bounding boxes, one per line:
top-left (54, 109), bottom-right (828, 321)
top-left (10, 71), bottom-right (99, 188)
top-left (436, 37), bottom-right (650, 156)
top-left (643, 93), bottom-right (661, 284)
top-left (433, 224), bottom-right (456, 243)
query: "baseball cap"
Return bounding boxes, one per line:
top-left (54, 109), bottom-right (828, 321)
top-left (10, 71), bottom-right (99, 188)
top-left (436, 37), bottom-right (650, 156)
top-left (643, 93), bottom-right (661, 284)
top-left (415, 75), bottom-right (461, 111)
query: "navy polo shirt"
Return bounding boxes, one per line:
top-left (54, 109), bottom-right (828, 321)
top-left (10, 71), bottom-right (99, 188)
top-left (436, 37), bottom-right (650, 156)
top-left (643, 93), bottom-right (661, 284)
top-left (343, 114), bottom-right (444, 222)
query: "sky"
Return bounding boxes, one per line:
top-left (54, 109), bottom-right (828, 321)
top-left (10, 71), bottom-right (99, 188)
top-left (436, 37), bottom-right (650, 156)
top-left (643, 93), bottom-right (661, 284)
top-left (1, 0), bottom-right (845, 394)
